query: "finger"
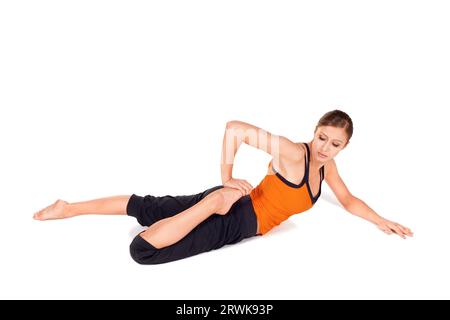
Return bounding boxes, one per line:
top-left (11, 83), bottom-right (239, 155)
top-left (241, 181), bottom-right (252, 195)
top-left (397, 224), bottom-right (412, 237)
top-left (388, 224), bottom-right (403, 236)
top-left (395, 224), bottom-right (409, 238)
top-left (395, 222), bottom-right (411, 234)
top-left (231, 185), bottom-right (245, 196)
top-left (244, 181), bottom-right (254, 191)
top-left (400, 224), bottom-right (414, 236)
top-left (390, 225), bottom-right (406, 239)
top-left (233, 181), bottom-right (243, 192)
top-left (239, 185), bottom-right (247, 196)
top-left (238, 181), bottom-right (249, 195)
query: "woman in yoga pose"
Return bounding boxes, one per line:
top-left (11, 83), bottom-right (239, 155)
top-left (33, 110), bottom-right (413, 264)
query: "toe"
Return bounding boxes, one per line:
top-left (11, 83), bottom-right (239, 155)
top-left (34, 210), bottom-right (43, 220)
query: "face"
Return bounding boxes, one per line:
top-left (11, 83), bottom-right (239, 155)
top-left (311, 126), bottom-right (348, 163)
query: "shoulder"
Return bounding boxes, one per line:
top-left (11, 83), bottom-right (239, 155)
top-left (322, 158), bottom-right (353, 206)
top-left (270, 141), bottom-right (305, 170)
top-left (296, 142), bottom-right (308, 154)
top-left (276, 138), bottom-right (305, 162)
top-left (290, 142), bottom-right (310, 163)
top-left (323, 158), bottom-right (337, 180)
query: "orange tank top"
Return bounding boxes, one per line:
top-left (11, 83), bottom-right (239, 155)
top-left (249, 143), bottom-right (324, 235)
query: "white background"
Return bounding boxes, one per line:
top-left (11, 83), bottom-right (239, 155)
top-left (1, 0), bottom-right (449, 299)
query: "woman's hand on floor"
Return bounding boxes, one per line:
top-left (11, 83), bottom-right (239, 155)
top-left (223, 178), bottom-right (254, 196)
top-left (376, 218), bottom-right (414, 239)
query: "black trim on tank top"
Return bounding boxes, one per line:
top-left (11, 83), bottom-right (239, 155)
top-left (271, 154), bottom-right (308, 189)
top-left (270, 143), bottom-right (324, 205)
top-left (304, 143), bottom-right (324, 204)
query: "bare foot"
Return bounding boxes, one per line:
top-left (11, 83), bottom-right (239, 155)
top-left (210, 187), bottom-right (243, 215)
top-left (33, 199), bottom-right (69, 220)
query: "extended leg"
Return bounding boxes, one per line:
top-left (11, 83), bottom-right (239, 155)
top-left (33, 195), bottom-right (131, 220)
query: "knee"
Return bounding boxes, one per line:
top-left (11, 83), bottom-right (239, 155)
top-left (205, 188), bottom-right (227, 210)
top-left (129, 234), bottom-right (159, 265)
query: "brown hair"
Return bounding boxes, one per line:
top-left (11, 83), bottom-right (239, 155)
top-left (315, 109), bottom-right (353, 145)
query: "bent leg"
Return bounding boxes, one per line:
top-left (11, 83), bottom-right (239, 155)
top-left (138, 187), bottom-right (243, 249)
top-left (126, 185), bottom-right (224, 226)
top-left (129, 194), bottom-right (258, 265)
top-left (139, 192), bottom-right (220, 249)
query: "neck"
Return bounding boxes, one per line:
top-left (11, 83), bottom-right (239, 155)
top-left (306, 141), bottom-right (325, 173)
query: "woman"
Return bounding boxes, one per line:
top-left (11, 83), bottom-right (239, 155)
top-left (33, 110), bottom-right (413, 264)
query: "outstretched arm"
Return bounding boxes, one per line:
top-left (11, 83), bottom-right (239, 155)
top-left (343, 196), bottom-right (413, 238)
top-left (324, 159), bottom-right (414, 239)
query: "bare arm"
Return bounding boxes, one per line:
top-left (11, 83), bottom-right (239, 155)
top-left (220, 120), bottom-right (302, 192)
top-left (343, 196), bottom-right (384, 225)
top-left (324, 159), bottom-right (413, 239)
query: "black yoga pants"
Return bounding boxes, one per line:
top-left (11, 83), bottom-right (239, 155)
top-left (127, 185), bottom-right (258, 265)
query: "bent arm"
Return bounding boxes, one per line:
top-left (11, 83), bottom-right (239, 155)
top-left (220, 121), bottom-right (241, 183)
top-left (220, 120), bottom-right (302, 184)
